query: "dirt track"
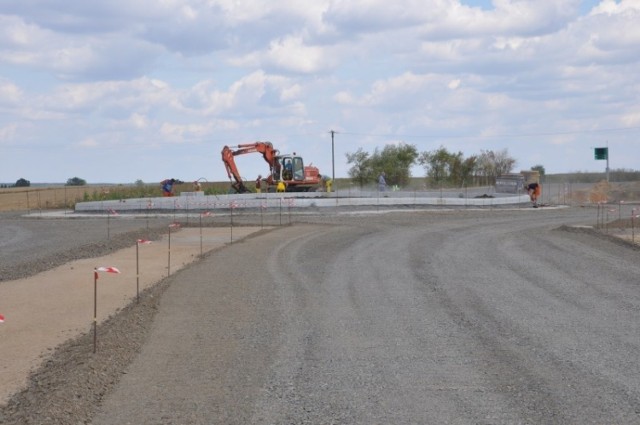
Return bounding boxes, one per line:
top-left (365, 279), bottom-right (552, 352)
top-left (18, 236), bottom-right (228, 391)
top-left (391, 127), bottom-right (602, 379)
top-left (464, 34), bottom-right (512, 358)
top-left (2, 207), bottom-right (640, 424)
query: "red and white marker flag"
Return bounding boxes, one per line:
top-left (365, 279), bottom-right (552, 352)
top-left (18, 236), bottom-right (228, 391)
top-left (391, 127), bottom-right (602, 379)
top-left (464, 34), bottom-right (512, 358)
top-left (0, 313), bottom-right (5, 323)
top-left (96, 266), bottom-right (121, 274)
top-left (94, 266), bottom-right (120, 280)
top-left (169, 222), bottom-right (181, 228)
top-left (137, 239), bottom-right (152, 244)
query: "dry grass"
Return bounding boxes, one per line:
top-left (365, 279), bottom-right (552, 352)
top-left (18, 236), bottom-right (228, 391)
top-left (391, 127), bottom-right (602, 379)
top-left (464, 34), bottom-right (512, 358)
top-left (0, 186), bottom-right (88, 212)
top-left (0, 182), bottom-right (233, 212)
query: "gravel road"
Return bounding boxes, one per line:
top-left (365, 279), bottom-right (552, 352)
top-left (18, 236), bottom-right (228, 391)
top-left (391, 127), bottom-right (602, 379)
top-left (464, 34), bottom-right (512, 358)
top-left (0, 212), bottom-right (170, 282)
top-left (3, 207), bottom-right (640, 424)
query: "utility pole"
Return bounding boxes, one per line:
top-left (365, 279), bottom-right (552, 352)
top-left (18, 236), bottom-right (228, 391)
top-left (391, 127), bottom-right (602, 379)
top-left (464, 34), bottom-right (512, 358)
top-left (330, 130), bottom-right (336, 184)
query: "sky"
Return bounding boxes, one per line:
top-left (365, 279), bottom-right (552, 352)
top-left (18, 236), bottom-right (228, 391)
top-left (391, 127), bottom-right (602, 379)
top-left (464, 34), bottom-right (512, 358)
top-left (1, 0), bottom-right (639, 184)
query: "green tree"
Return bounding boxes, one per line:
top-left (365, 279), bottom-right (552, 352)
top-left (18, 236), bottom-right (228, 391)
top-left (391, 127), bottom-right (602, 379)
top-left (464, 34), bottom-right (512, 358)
top-left (493, 148), bottom-right (516, 177)
top-left (418, 146), bottom-right (454, 185)
top-left (15, 178), bottom-right (30, 187)
top-left (531, 164), bottom-right (545, 178)
top-left (475, 150), bottom-right (495, 185)
top-left (66, 177), bottom-right (87, 186)
top-left (450, 155), bottom-right (478, 187)
top-left (346, 143), bottom-right (419, 188)
top-left (475, 149), bottom-right (516, 185)
top-left (369, 143), bottom-right (418, 187)
top-left (419, 147), bottom-right (478, 187)
top-left (346, 148), bottom-right (373, 188)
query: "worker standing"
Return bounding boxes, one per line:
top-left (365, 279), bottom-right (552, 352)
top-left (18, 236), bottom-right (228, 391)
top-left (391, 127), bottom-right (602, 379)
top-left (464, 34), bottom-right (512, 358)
top-left (276, 180), bottom-right (286, 193)
top-left (378, 172), bottom-right (387, 192)
top-left (161, 178), bottom-right (176, 197)
top-left (319, 174), bottom-right (333, 192)
top-left (256, 175), bottom-right (262, 193)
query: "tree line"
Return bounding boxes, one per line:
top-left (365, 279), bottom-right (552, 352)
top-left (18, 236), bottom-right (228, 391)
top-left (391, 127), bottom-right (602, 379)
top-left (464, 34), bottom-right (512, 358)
top-left (346, 144), bottom-right (521, 188)
top-left (0, 177), bottom-right (87, 188)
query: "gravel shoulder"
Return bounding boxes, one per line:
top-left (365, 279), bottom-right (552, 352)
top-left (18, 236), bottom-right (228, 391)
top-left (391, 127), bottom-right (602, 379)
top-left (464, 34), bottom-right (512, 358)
top-left (2, 207), bottom-right (640, 424)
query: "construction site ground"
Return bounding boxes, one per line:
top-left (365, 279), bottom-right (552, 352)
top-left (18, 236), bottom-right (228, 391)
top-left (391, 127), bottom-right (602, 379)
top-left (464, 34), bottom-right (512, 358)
top-left (1, 205), bottom-right (640, 424)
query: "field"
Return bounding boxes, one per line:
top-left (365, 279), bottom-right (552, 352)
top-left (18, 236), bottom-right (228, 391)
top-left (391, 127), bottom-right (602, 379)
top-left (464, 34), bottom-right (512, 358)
top-left (0, 186), bottom-right (88, 212)
top-left (0, 182), bottom-right (231, 212)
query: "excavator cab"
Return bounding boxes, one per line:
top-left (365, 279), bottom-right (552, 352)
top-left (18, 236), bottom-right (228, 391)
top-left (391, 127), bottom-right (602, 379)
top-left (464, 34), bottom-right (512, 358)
top-left (273, 155), bottom-right (305, 183)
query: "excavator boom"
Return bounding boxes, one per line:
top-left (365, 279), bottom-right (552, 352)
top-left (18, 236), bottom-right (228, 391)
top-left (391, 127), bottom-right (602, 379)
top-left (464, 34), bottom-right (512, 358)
top-left (222, 142), bottom-right (279, 193)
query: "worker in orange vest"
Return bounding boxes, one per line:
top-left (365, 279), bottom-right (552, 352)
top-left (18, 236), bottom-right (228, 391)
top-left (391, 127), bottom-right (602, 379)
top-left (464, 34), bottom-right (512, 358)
top-left (527, 182), bottom-right (542, 207)
top-left (161, 178), bottom-right (176, 197)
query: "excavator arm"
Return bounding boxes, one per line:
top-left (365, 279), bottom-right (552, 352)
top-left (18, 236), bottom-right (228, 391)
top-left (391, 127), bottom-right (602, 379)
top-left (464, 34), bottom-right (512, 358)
top-left (221, 142), bottom-right (279, 193)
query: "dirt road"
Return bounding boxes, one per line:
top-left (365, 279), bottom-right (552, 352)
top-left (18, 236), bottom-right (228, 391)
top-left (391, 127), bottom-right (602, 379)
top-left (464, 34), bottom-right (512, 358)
top-left (3, 207), bottom-right (640, 424)
top-left (87, 208), bottom-right (640, 424)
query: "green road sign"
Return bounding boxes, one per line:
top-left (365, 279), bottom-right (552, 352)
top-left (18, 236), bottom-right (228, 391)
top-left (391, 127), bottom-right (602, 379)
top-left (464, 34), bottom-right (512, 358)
top-left (594, 147), bottom-right (608, 160)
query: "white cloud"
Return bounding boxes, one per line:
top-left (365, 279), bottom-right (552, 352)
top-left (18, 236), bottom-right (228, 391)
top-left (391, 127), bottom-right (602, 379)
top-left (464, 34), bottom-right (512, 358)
top-left (418, 0), bottom-right (583, 39)
top-left (323, 0), bottom-right (430, 32)
top-left (129, 113), bottom-right (149, 130)
top-left (621, 111), bottom-right (640, 127)
top-left (448, 79), bottom-right (461, 90)
top-left (265, 36), bottom-right (330, 74)
top-left (280, 83), bottom-right (302, 102)
top-left (0, 80), bottom-right (23, 104)
top-left (159, 122), bottom-right (212, 142)
top-left (77, 137), bottom-right (99, 148)
top-left (590, 0), bottom-right (640, 16)
top-left (0, 123), bottom-right (18, 141)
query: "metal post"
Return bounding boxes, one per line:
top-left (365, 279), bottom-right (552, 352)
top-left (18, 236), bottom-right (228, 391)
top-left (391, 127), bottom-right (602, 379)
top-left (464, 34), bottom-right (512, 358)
top-left (606, 142), bottom-right (610, 183)
top-left (260, 202), bottom-right (264, 229)
top-left (136, 242), bottom-right (140, 303)
top-left (618, 200), bottom-right (622, 221)
top-left (331, 130), bottom-right (335, 186)
top-left (93, 269), bottom-right (98, 353)
top-left (230, 203), bottom-right (234, 244)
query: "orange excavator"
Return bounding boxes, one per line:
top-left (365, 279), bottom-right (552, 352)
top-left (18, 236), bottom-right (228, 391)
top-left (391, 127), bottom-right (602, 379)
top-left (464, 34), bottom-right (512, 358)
top-left (221, 142), bottom-right (322, 193)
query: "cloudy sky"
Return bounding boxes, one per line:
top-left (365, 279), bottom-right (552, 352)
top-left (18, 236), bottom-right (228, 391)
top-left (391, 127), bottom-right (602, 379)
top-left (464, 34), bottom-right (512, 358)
top-left (1, 0), bottom-right (639, 184)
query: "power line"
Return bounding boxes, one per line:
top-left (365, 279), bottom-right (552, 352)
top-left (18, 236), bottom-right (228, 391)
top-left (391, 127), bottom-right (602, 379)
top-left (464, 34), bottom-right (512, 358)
top-left (337, 125), bottom-right (640, 140)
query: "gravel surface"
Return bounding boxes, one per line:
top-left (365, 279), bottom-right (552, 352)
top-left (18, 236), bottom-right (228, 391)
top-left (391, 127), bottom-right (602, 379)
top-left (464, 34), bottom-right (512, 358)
top-left (2, 207), bottom-right (640, 424)
top-left (0, 213), bottom-right (171, 282)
